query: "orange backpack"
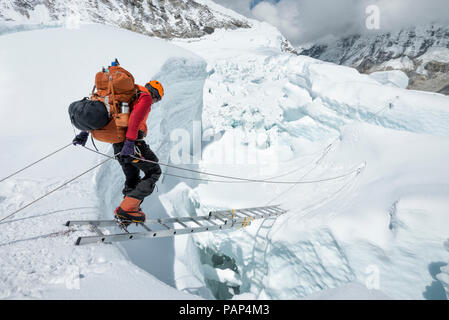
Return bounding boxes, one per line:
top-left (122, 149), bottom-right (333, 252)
top-left (90, 61), bottom-right (137, 143)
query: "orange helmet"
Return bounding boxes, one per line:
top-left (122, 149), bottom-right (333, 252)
top-left (145, 80), bottom-right (164, 102)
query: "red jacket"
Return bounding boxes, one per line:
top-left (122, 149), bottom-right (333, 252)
top-left (126, 86), bottom-right (153, 141)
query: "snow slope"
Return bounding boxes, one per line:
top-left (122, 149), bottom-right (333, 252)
top-left (0, 24), bottom-right (201, 299)
top-left (168, 22), bottom-right (449, 300)
top-left (1, 17), bottom-right (449, 300)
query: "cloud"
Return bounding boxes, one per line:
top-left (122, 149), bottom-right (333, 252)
top-left (213, 0), bottom-right (449, 45)
top-left (252, 1), bottom-right (303, 41)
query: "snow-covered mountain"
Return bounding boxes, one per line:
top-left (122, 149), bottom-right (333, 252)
top-left (0, 23), bottom-right (208, 299)
top-left (170, 24), bottom-right (449, 300)
top-left (299, 24), bottom-right (449, 95)
top-left (0, 0), bottom-right (250, 38)
top-left (1, 4), bottom-right (449, 301)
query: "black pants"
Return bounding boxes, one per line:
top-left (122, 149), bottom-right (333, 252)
top-left (113, 138), bottom-right (162, 201)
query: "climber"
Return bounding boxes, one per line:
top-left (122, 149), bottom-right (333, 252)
top-left (72, 77), bottom-right (164, 224)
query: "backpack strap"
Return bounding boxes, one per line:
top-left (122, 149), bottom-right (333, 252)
top-left (90, 134), bottom-right (99, 151)
top-left (129, 84), bottom-right (149, 109)
top-left (129, 92), bottom-right (139, 107)
top-left (108, 75), bottom-right (118, 115)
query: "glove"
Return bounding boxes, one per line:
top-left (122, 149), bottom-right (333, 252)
top-left (120, 139), bottom-right (135, 158)
top-left (73, 131), bottom-right (89, 146)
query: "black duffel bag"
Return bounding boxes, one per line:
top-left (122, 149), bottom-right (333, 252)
top-left (68, 98), bottom-right (110, 131)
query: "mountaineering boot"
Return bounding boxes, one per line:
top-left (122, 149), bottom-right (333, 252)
top-left (114, 196), bottom-right (146, 223)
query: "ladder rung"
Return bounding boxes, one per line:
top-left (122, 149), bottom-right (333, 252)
top-left (263, 207), bottom-right (276, 213)
top-left (237, 205), bottom-right (279, 213)
top-left (269, 206), bottom-right (285, 213)
top-left (227, 210), bottom-right (245, 219)
top-left (236, 211), bottom-right (250, 219)
top-left (213, 211), bottom-right (230, 221)
top-left (209, 212), bottom-right (226, 223)
top-left (250, 206), bottom-right (278, 214)
top-left (238, 209), bottom-right (257, 218)
top-left (248, 209), bottom-right (266, 217)
top-left (258, 207), bottom-right (276, 215)
top-left (158, 219), bottom-right (171, 229)
top-left (191, 218), bottom-right (204, 227)
top-left (242, 209), bottom-right (262, 217)
top-left (250, 208), bottom-right (269, 216)
top-left (91, 225), bottom-right (104, 236)
top-left (206, 218), bottom-right (219, 226)
top-left (175, 219), bottom-right (189, 228)
top-left (139, 223), bottom-right (152, 232)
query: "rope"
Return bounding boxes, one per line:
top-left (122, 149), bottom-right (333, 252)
top-left (262, 101), bottom-right (392, 205)
top-left (0, 143), bottom-right (73, 183)
top-left (0, 99), bottom-right (392, 186)
top-left (0, 158), bottom-right (111, 224)
top-left (84, 146), bottom-right (321, 184)
top-left (82, 146), bottom-right (363, 185)
top-left (0, 99), bottom-right (393, 223)
top-left (264, 151), bottom-right (336, 206)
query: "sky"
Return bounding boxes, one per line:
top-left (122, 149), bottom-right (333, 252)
top-left (213, 0), bottom-right (449, 46)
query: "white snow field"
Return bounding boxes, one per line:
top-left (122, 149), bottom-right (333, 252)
top-left (0, 24), bottom-right (201, 299)
top-left (1, 18), bottom-right (449, 300)
top-left (170, 22), bottom-right (449, 300)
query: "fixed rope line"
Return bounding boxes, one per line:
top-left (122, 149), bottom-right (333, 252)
top-left (262, 101), bottom-right (391, 202)
top-left (82, 146), bottom-right (363, 185)
top-left (161, 172), bottom-right (258, 184)
top-left (0, 99), bottom-right (393, 185)
top-left (244, 101), bottom-right (391, 267)
top-left (0, 143), bottom-right (73, 183)
top-left (0, 158), bottom-right (112, 224)
top-left (84, 146), bottom-right (322, 184)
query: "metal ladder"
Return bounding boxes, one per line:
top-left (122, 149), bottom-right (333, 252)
top-left (66, 205), bottom-right (287, 246)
